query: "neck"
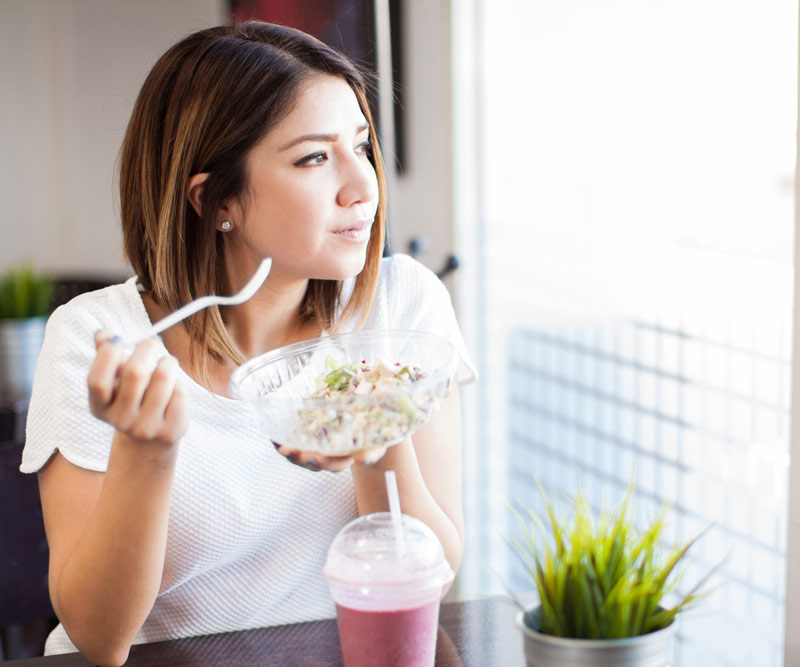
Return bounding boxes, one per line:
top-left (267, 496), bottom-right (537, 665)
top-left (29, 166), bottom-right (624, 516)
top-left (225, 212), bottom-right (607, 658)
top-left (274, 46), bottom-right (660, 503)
top-left (223, 272), bottom-right (316, 359)
top-left (142, 260), bottom-right (326, 396)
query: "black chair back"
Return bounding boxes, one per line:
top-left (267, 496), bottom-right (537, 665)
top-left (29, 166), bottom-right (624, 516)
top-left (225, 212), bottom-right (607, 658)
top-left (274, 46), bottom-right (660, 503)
top-left (1, 407), bottom-right (57, 659)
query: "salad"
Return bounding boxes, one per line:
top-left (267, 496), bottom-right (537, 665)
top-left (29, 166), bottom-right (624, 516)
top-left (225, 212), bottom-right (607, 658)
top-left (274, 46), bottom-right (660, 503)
top-left (291, 355), bottom-right (437, 453)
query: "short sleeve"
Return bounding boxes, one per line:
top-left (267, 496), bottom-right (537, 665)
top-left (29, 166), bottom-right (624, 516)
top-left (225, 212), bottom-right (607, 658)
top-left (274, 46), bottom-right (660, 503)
top-left (385, 255), bottom-right (477, 385)
top-left (20, 300), bottom-right (116, 473)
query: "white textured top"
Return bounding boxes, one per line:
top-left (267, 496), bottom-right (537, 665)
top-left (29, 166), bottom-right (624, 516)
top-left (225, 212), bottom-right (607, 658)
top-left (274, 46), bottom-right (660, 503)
top-left (21, 254), bottom-right (475, 655)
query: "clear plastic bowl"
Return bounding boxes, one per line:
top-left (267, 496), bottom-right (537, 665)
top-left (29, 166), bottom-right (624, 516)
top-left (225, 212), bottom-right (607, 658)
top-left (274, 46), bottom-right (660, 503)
top-left (228, 330), bottom-right (457, 455)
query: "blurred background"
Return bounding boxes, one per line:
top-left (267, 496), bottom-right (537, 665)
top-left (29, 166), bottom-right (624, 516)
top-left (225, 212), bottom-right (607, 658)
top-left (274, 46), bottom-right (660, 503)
top-left (1, 1), bottom-right (799, 665)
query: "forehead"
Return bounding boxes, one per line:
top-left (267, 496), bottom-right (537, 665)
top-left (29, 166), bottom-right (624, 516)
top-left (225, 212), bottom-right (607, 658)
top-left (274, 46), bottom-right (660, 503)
top-left (265, 74), bottom-right (367, 144)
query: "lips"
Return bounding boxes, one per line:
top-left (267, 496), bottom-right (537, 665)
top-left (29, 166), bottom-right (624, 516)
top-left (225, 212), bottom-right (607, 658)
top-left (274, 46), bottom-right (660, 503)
top-left (333, 219), bottom-right (374, 243)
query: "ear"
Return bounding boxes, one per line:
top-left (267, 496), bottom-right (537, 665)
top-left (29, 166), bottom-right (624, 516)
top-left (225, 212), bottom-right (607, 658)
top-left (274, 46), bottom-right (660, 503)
top-left (187, 173), bottom-right (210, 216)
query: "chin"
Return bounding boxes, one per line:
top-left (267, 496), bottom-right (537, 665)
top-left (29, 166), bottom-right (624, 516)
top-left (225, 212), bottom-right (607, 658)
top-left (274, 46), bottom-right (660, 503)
top-left (314, 252), bottom-right (368, 281)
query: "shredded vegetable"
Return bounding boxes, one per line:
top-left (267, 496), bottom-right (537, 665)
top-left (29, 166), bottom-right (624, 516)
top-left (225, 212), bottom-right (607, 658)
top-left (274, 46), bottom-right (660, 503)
top-left (291, 356), bottom-right (435, 452)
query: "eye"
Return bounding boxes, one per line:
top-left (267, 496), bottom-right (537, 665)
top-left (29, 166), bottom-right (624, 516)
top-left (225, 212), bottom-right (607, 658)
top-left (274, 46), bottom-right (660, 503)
top-left (356, 138), bottom-right (373, 157)
top-left (294, 151), bottom-right (328, 167)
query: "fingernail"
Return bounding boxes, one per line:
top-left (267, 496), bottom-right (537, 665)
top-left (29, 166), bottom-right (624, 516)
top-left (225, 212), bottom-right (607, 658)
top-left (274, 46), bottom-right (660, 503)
top-left (272, 441), bottom-right (281, 450)
top-left (306, 459), bottom-right (320, 471)
top-left (287, 453), bottom-right (299, 463)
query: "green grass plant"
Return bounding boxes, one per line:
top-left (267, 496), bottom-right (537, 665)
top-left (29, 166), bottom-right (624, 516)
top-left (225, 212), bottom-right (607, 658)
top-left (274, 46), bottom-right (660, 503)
top-left (509, 480), bottom-right (711, 639)
top-left (0, 264), bottom-right (53, 319)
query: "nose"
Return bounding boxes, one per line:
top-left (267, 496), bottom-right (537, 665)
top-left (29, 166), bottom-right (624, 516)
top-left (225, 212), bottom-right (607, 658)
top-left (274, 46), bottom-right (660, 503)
top-left (337, 153), bottom-right (378, 209)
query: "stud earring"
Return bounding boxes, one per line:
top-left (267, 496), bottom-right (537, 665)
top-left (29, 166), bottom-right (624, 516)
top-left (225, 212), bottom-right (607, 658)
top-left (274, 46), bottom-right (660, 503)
top-left (220, 220), bottom-right (232, 232)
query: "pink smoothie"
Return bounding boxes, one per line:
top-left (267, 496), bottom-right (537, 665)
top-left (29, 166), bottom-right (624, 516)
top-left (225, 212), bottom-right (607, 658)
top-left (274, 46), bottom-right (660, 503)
top-left (335, 599), bottom-right (440, 667)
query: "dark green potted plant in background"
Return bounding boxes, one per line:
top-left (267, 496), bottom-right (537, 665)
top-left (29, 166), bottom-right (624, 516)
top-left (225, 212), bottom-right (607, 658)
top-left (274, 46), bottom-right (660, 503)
top-left (508, 482), bottom-right (713, 667)
top-left (0, 265), bottom-right (53, 404)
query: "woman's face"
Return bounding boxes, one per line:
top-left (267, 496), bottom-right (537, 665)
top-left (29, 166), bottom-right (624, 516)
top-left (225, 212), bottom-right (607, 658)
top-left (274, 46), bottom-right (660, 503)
top-left (226, 74), bottom-right (380, 283)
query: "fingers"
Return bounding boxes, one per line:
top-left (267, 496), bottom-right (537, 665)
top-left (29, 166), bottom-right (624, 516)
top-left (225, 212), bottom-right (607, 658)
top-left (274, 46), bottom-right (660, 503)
top-left (88, 331), bottom-right (187, 446)
top-left (272, 442), bottom-right (355, 473)
top-left (109, 340), bottom-right (165, 428)
top-left (316, 454), bottom-right (356, 473)
top-left (354, 446), bottom-right (387, 465)
top-left (94, 329), bottom-right (121, 348)
top-left (139, 355), bottom-right (179, 416)
top-left (161, 381), bottom-right (189, 443)
top-left (132, 355), bottom-right (182, 441)
top-left (88, 331), bottom-right (126, 414)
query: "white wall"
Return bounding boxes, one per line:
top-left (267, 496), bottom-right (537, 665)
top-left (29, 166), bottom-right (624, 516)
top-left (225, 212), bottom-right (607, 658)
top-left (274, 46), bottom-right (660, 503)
top-left (0, 0), bottom-right (452, 281)
top-left (0, 0), bottom-right (225, 277)
top-left (391, 1), bottom-right (454, 283)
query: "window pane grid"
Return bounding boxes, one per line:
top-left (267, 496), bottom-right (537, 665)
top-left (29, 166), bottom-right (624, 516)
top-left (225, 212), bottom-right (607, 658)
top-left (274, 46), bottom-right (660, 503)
top-left (456, 2), bottom-right (797, 665)
top-left (506, 318), bottom-right (790, 665)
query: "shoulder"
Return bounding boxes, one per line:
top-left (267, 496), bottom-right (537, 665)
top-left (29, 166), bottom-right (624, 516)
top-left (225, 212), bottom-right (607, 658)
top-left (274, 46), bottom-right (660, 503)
top-left (339, 255), bottom-right (451, 332)
top-left (363, 254), bottom-right (453, 330)
top-left (22, 280), bottom-right (139, 474)
top-left (375, 253), bottom-right (446, 300)
top-left (46, 277), bottom-right (144, 339)
top-left (41, 278), bottom-right (146, 367)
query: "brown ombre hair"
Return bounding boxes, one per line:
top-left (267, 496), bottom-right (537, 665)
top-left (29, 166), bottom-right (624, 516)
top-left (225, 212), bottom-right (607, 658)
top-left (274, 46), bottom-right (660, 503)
top-left (119, 21), bottom-right (387, 378)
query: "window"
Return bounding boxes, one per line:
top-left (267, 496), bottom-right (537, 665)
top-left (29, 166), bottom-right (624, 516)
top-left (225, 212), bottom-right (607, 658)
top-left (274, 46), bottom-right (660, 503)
top-left (454, 2), bottom-right (797, 665)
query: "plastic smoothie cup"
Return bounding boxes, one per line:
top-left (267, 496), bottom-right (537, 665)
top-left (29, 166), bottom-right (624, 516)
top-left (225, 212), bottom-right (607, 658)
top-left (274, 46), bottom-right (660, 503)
top-left (323, 511), bottom-right (454, 667)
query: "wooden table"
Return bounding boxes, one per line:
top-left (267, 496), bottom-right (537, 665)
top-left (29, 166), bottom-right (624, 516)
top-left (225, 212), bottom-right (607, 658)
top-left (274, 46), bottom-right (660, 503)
top-left (4, 597), bottom-right (526, 666)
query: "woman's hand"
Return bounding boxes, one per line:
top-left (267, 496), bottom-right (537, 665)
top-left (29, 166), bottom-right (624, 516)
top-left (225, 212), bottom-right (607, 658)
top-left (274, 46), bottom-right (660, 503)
top-left (39, 331), bottom-right (191, 665)
top-left (272, 442), bottom-right (387, 472)
top-left (88, 330), bottom-right (188, 448)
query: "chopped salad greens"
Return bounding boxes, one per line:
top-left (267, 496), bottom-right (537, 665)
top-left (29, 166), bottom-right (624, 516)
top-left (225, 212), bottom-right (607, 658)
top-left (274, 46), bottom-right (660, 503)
top-left (291, 355), bottom-right (437, 453)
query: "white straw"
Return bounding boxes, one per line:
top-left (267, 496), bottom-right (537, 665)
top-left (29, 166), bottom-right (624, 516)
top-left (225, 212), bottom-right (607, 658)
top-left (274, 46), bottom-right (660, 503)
top-left (385, 470), bottom-right (407, 557)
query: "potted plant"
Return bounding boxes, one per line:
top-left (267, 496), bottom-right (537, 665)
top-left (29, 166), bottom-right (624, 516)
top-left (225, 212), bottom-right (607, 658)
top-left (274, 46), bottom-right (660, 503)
top-left (0, 265), bottom-right (53, 404)
top-left (508, 482), bottom-right (712, 667)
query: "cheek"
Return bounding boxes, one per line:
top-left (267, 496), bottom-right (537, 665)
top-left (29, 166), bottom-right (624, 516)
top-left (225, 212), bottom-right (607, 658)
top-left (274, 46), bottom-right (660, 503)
top-left (247, 185), bottom-right (323, 241)
top-left (366, 167), bottom-right (380, 208)
top-left (260, 210), bottom-right (330, 261)
top-left (271, 180), bottom-right (329, 223)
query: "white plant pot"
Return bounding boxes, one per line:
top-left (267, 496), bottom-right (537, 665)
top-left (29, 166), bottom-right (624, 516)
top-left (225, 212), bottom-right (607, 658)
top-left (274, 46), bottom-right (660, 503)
top-left (0, 316), bottom-right (47, 403)
top-left (517, 608), bottom-right (677, 667)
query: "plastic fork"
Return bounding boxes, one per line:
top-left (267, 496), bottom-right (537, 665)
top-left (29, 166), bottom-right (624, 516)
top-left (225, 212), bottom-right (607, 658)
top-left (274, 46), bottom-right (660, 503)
top-left (131, 258), bottom-right (272, 345)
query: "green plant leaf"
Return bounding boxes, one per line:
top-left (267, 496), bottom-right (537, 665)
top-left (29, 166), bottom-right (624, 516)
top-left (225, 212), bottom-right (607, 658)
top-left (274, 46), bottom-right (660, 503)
top-left (504, 476), bottom-right (714, 640)
top-left (0, 264), bottom-right (53, 319)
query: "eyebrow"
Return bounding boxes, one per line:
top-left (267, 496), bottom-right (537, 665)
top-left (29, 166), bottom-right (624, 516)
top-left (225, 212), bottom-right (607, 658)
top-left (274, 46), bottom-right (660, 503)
top-left (279, 123), bottom-right (370, 152)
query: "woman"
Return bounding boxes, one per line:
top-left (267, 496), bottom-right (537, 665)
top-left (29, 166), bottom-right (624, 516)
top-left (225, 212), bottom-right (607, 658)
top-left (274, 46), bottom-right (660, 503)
top-left (21, 21), bottom-right (474, 666)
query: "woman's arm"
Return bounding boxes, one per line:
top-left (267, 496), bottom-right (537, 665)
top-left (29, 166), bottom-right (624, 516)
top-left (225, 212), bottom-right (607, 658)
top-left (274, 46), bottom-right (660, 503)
top-left (349, 385), bottom-right (464, 579)
top-left (272, 378), bottom-right (466, 582)
top-left (38, 334), bottom-right (187, 667)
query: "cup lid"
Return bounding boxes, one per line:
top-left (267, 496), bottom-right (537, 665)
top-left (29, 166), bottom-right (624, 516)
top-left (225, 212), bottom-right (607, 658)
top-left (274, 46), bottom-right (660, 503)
top-left (323, 512), bottom-right (453, 591)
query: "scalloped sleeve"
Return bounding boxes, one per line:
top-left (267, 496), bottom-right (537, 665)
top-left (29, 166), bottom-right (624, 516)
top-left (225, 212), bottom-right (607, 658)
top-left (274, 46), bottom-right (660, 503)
top-left (20, 299), bottom-right (116, 473)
